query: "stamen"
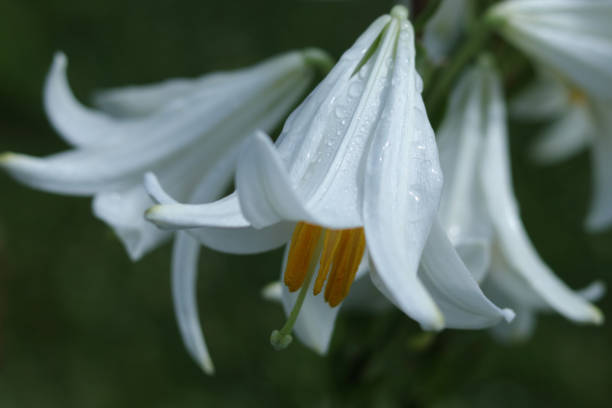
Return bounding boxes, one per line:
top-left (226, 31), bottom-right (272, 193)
top-left (284, 223), bottom-right (324, 292)
top-left (323, 229), bottom-right (366, 307)
top-left (314, 230), bottom-right (342, 295)
top-left (271, 223), bottom-right (366, 351)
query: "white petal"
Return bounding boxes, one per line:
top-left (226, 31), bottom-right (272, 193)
top-left (586, 106), bottom-right (612, 231)
top-left (509, 75), bottom-right (569, 120)
top-left (437, 65), bottom-right (493, 245)
top-left (490, 1), bottom-right (612, 100)
top-left (261, 281), bottom-right (283, 303)
top-left (423, 0), bottom-right (471, 64)
top-left (579, 281), bottom-right (606, 302)
top-left (172, 232), bottom-right (215, 374)
top-left (483, 252), bottom-right (605, 341)
top-left (487, 248), bottom-right (550, 310)
top-left (363, 21), bottom-right (445, 331)
top-left (480, 79), bottom-right (603, 324)
top-left (279, 246), bottom-right (340, 354)
top-left (419, 220), bottom-right (515, 329)
top-left (93, 76), bottom-right (220, 118)
top-left (492, 306), bottom-right (536, 342)
top-left (244, 15), bottom-right (393, 229)
top-left (146, 190), bottom-right (250, 229)
top-left (0, 150), bottom-right (138, 195)
top-left (44, 52), bottom-right (130, 147)
top-left (235, 132), bottom-right (321, 228)
top-left (18, 51), bottom-right (316, 195)
top-left (144, 172), bottom-right (293, 254)
top-left (530, 106), bottom-right (594, 164)
top-left (93, 186), bottom-right (171, 261)
top-left (455, 239), bottom-right (491, 284)
top-left (92, 141), bottom-right (232, 259)
top-left (47, 51), bottom-right (315, 146)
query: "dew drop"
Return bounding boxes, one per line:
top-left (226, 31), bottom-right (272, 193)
top-left (348, 81), bottom-right (363, 98)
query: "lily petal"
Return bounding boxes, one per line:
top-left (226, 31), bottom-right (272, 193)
top-left (10, 51), bottom-right (316, 195)
top-left (530, 106), bottom-right (594, 164)
top-left (490, 0), bottom-right (612, 101)
top-left (484, 250), bottom-right (605, 341)
top-left (44, 52), bottom-right (130, 147)
top-left (235, 132), bottom-right (319, 228)
top-left (455, 239), bottom-right (491, 284)
top-left (237, 15), bottom-right (393, 229)
top-left (509, 73), bottom-right (569, 120)
top-left (481, 79), bottom-right (603, 324)
top-left (145, 172), bottom-right (293, 254)
top-left (92, 140), bottom-right (232, 259)
top-left (172, 231), bottom-right (215, 374)
top-left (363, 21), bottom-right (445, 331)
top-left (419, 220), bottom-right (515, 329)
top-left (93, 75), bottom-right (227, 118)
top-left (438, 65), bottom-right (493, 245)
top-left (93, 186), bottom-right (171, 261)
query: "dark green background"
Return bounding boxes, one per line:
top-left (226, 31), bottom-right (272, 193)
top-left (1, 0), bottom-right (611, 406)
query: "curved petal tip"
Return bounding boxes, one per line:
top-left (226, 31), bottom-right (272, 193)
top-left (199, 355), bottom-right (215, 375)
top-left (301, 48), bottom-right (334, 74)
top-left (421, 314), bottom-right (446, 332)
top-left (261, 281), bottom-right (283, 302)
top-left (501, 308), bottom-right (516, 323)
top-left (52, 51), bottom-right (67, 68)
top-left (143, 171), bottom-right (174, 205)
top-left (144, 205), bottom-right (167, 227)
top-left (0, 151), bottom-right (17, 165)
top-left (590, 306), bottom-right (604, 325)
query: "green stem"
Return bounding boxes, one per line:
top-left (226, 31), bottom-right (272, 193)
top-left (413, 0), bottom-right (443, 32)
top-left (424, 18), bottom-right (494, 115)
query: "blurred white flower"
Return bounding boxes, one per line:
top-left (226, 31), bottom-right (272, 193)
top-left (423, 0), bottom-right (472, 64)
top-left (0, 49), bottom-right (329, 373)
top-left (146, 6), bottom-right (513, 355)
top-left (511, 73), bottom-right (612, 232)
top-left (488, 0), bottom-right (612, 101)
top-left (437, 58), bottom-right (603, 340)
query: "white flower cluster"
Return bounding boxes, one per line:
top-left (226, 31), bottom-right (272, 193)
top-left (2, 1), bottom-right (610, 373)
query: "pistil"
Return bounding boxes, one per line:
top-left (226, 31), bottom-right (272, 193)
top-left (270, 229), bottom-right (325, 350)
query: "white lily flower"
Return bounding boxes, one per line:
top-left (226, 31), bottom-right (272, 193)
top-left (1, 49), bottom-right (330, 372)
top-left (488, 0), bottom-right (612, 101)
top-left (423, 0), bottom-right (472, 64)
top-left (511, 72), bottom-right (612, 232)
top-left (437, 58), bottom-right (603, 340)
top-left (146, 6), bottom-right (513, 356)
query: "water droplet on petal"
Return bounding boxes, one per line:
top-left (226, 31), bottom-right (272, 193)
top-left (348, 81), bottom-right (363, 98)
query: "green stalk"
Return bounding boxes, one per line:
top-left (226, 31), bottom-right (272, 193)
top-left (424, 18), bottom-right (494, 115)
top-left (413, 0), bottom-right (443, 32)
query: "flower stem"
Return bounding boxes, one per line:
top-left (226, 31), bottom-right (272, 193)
top-left (413, 0), bottom-right (442, 32)
top-left (424, 18), bottom-right (494, 115)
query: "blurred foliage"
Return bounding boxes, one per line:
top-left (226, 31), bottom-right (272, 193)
top-left (0, 0), bottom-right (611, 407)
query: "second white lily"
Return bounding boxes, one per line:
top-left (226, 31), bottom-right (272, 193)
top-left (437, 58), bottom-right (603, 340)
top-left (1, 49), bottom-right (329, 373)
top-left (511, 72), bottom-right (612, 232)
